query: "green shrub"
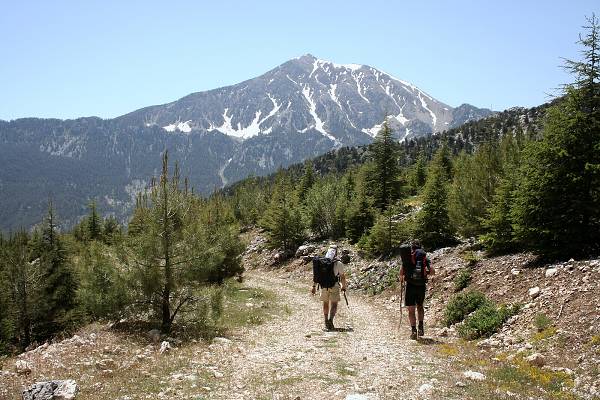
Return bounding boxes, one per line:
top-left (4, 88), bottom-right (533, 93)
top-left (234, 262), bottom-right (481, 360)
top-left (534, 313), bottom-right (552, 332)
top-left (357, 211), bottom-right (413, 259)
top-left (458, 303), bottom-right (520, 339)
top-left (461, 250), bottom-right (481, 266)
top-left (444, 291), bottom-right (489, 327)
top-left (453, 268), bottom-right (472, 292)
top-left (76, 242), bottom-right (130, 321)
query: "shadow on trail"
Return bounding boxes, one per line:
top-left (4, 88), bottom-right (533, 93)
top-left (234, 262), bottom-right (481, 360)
top-left (416, 337), bottom-right (441, 345)
top-left (332, 326), bottom-right (354, 333)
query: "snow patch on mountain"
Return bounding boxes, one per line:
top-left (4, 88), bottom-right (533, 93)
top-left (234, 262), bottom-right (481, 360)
top-left (352, 71), bottom-right (370, 103)
top-left (301, 85), bottom-right (340, 146)
top-left (314, 57), bottom-right (362, 72)
top-left (418, 93), bottom-right (437, 128)
top-left (218, 158), bottom-right (232, 187)
top-left (329, 84), bottom-right (342, 109)
top-left (163, 120), bottom-right (192, 134)
top-left (208, 94), bottom-right (281, 139)
top-left (362, 123), bottom-right (383, 138)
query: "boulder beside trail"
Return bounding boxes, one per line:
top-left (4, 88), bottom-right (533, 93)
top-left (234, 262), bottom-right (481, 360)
top-left (15, 360), bottom-right (32, 375)
top-left (22, 380), bottom-right (78, 400)
top-left (295, 245), bottom-right (316, 258)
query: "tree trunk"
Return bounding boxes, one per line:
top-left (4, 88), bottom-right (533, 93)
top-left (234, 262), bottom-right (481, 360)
top-left (160, 153), bottom-right (173, 333)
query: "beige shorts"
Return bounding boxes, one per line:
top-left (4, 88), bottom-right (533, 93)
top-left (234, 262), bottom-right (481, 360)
top-left (320, 285), bottom-right (341, 303)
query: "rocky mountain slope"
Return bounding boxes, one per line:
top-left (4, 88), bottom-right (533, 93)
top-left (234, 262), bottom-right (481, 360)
top-left (0, 55), bottom-right (492, 231)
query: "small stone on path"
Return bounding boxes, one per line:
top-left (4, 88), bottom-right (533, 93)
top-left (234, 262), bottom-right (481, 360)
top-left (418, 383), bottom-right (434, 395)
top-left (525, 353), bottom-right (546, 367)
top-left (345, 395), bottom-right (371, 400)
top-left (463, 370), bottom-right (486, 381)
top-left (528, 286), bottom-right (541, 299)
top-left (159, 341), bottom-right (172, 354)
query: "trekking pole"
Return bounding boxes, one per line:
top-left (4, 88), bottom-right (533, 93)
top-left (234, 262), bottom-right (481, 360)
top-left (342, 288), bottom-right (354, 331)
top-left (399, 280), bottom-right (405, 328)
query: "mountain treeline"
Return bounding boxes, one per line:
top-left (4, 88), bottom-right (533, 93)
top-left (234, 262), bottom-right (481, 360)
top-left (0, 16), bottom-right (597, 356)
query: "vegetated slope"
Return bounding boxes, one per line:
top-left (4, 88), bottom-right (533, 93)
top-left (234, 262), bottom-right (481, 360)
top-left (2, 228), bottom-right (597, 399)
top-left (223, 98), bottom-right (552, 195)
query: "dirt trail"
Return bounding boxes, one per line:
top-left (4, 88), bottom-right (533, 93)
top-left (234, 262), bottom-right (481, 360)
top-left (203, 271), bottom-right (448, 400)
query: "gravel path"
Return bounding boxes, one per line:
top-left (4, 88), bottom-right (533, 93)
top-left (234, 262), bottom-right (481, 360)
top-left (203, 271), bottom-right (448, 400)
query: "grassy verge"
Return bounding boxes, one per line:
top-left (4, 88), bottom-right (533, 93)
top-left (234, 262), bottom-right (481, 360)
top-left (220, 281), bottom-right (279, 331)
top-left (435, 342), bottom-right (581, 400)
top-left (1, 280), bottom-right (281, 400)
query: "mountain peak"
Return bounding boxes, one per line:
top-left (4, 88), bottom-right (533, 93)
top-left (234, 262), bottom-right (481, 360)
top-left (290, 54), bottom-right (364, 72)
top-left (297, 53), bottom-right (317, 60)
top-left (116, 54), bottom-right (492, 142)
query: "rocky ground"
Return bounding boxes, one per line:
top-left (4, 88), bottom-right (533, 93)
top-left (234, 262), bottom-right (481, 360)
top-left (1, 231), bottom-right (598, 399)
top-left (243, 231), bottom-right (600, 399)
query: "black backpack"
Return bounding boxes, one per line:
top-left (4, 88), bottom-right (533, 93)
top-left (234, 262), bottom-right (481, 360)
top-left (312, 257), bottom-right (338, 289)
top-left (404, 248), bottom-right (429, 286)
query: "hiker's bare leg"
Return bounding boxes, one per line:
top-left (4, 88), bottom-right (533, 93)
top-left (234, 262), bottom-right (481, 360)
top-left (322, 301), bottom-right (329, 318)
top-left (417, 304), bottom-right (424, 323)
top-left (329, 301), bottom-right (338, 320)
top-left (407, 305), bottom-right (416, 326)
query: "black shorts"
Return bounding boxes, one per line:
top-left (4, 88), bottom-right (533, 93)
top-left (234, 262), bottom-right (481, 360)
top-left (405, 283), bottom-right (426, 306)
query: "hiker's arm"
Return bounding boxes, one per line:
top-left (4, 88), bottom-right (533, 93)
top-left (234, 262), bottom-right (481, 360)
top-left (340, 273), bottom-right (347, 291)
top-left (399, 266), bottom-right (404, 282)
top-left (427, 258), bottom-right (435, 275)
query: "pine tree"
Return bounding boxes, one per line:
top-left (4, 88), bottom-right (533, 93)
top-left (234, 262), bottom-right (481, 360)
top-left (102, 215), bottom-right (121, 245)
top-left (345, 165), bottom-right (375, 243)
top-left (297, 160), bottom-right (316, 202)
top-left (303, 179), bottom-right (340, 239)
top-left (0, 231), bottom-right (39, 351)
top-left (512, 16), bottom-right (600, 257)
top-left (361, 205), bottom-right (411, 257)
top-left (408, 151), bottom-right (427, 194)
top-left (480, 170), bottom-right (519, 253)
top-left (371, 119), bottom-right (401, 210)
top-left (416, 145), bottom-right (455, 249)
top-left (261, 172), bottom-right (304, 252)
top-left (480, 135), bottom-right (524, 253)
top-left (87, 201), bottom-right (102, 241)
top-left (76, 241), bottom-right (129, 320)
top-left (346, 193), bottom-right (374, 244)
top-left (448, 143), bottom-right (502, 237)
top-left (31, 203), bottom-right (77, 341)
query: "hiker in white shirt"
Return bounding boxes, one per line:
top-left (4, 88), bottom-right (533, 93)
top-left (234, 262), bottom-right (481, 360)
top-left (311, 245), bottom-right (348, 330)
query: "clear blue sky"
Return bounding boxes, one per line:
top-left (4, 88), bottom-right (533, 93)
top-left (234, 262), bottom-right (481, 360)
top-left (0, 0), bottom-right (597, 120)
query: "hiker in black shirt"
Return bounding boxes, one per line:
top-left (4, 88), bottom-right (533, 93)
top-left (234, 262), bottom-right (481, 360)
top-left (399, 241), bottom-right (435, 339)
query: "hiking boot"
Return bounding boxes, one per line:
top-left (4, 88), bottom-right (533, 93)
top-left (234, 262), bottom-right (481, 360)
top-left (410, 331), bottom-right (417, 340)
top-left (418, 322), bottom-right (424, 337)
top-left (327, 318), bottom-right (335, 331)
